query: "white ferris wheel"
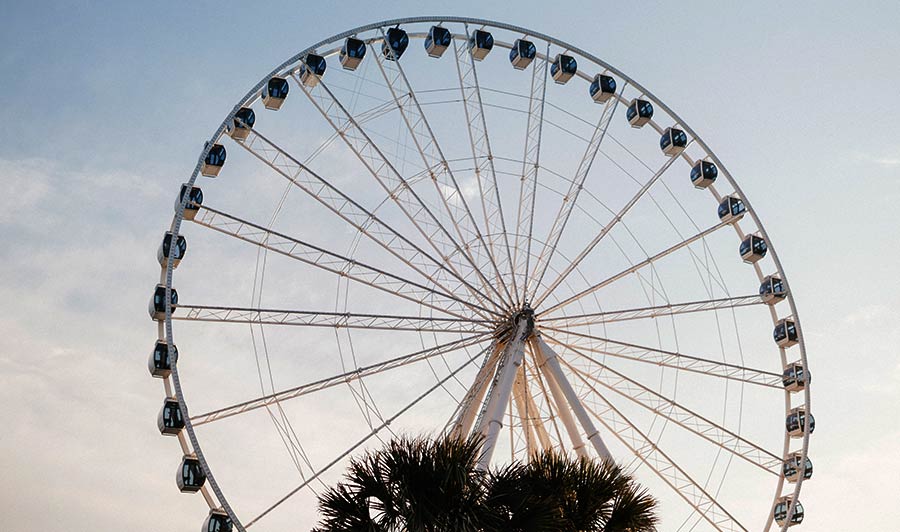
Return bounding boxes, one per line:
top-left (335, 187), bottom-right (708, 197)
top-left (150, 17), bottom-right (813, 532)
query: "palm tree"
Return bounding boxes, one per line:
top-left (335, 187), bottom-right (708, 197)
top-left (484, 451), bottom-right (658, 532)
top-left (313, 435), bottom-right (489, 532)
top-left (313, 435), bottom-right (657, 532)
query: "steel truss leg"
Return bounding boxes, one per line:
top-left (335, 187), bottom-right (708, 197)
top-left (473, 319), bottom-right (530, 469)
top-left (532, 334), bottom-right (613, 461)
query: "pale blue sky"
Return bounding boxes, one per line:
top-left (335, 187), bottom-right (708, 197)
top-left (1, 1), bottom-right (898, 530)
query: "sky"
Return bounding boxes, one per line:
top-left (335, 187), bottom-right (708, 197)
top-left (1, 1), bottom-right (899, 531)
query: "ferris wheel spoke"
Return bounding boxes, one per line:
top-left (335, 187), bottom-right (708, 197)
top-left (453, 26), bottom-right (516, 293)
top-left (511, 40), bottom-right (549, 308)
top-left (191, 205), bottom-right (498, 320)
top-left (172, 304), bottom-right (491, 334)
top-left (526, 83), bottom-right (626, 304)
top-left (563, 364), bottom-right (749, 532)
top-left (540, 219), bottom-right (729, 315)
top-left (291, 71), bottom-right (509, 312)
top-left (370, 32), bottom-right (515, 308)
top-left (532, 145), bottom-right (687, 309)
top-left (549, 335), bottom-right (784, 474)
top-left (191, 332), bottom-right (492, 427)
top-left (233, 128), bottom-right (505, 319)
top-left (243, 341), bottom-right (490, 528)
top-left (541, 329), bottom-right (783, 388)
top-left (539, 294), bottom-right (766, 328)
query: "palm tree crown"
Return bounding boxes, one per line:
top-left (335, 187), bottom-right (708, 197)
top-left (313, 435), bottom-right (657, 532)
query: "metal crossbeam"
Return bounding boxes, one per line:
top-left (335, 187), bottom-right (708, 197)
top-left (371, 33), bottom-right (514, 308)
top-left (552, 337), bottom-right (784, 475)
top-left (542, 331), bottom-right (783, 388)
top-left (292, 70), bottom-right (508, 312)
top-left (568, 368), bottom-right (749, 532)
top-left (192, 205), bottom-right (496, 321)
top-left (527, 81), bottom-right (624, 303)
top-left (453, 26), bottom-right (515, 296)
top-left (541, 220), bottom-right (729, 315)
top-left (233, 127), bottom-right (504, 320)
top-left (511, 41), bottom-right (549, 307)
top-left (243, 341), bottom-right (491, 528)
top-left (191, 333), bottom-right (492, 426)
top-left (534, 147), bottom-right (686, 309)
top-left (173, 304), bottom-right (490, 334)
top-left (539, 294), bottom-right (766, 328)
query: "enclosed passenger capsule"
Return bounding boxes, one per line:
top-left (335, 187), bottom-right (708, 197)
top-left (382, 28), bottom-right (409, 60)
top-left (149, 284), bottom-right (178, 321)
top-left (157, 232), bottom-right (187, 269)
top-left (717, 195), bottom-right (745, 223)
top-left (660, 127), bottom-right (688, 156)
top-left (589, 74), bottom-right (616, 103)
top-left (782, 361), bottom-right (810, 392)
top-left (509, 38), bottom-right (536, 69)
top-left (226, 107), bottom-right (255, 140)
top-left (626, 98), bottom-right (653, 127)
top-left (299, 53), bottom-right (326, 87)
top-left (203, 509), bottom-right (233, 532)
top-left (739, 234), bottom-right (767, 263)
top-left (262, 77), bottom-right (289, 110)
top-left (759, 275), bottom-right (787, 304)
top-left (176, 184), bottom-right (203, 221)
top-left (201, 144), bottom-right (226, 177)
top-left (340, 37), bottom-right (366, 70)
top-left (149, 340), bottom-right (177, 378)
top-left (468, 29), bottom-right (493, 60)
top-left (783, 452), bottom-right (813, 483)
top-left (786, 406), bottom-right (814, 438)
top-left (773, 496), bottom-right (804, 527)
top-left (177, 454), bottom-right (206, 493)
top-left (690, 160), bottom-right (718, 188)
top-left (158, 397), bottom-right (184, 436)
top-left (425, 26), bottom-right (452, 58)
top-left (774, 318), bottom-right (799, 347)
top-left (550, 54), bottom-right (577, 84)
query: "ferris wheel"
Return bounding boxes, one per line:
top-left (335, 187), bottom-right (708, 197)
top-left (150, 17), bottom-right (813, 532)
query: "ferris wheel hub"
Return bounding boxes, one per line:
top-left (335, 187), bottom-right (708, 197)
top-left (493, 305), bottom-right (536, 343)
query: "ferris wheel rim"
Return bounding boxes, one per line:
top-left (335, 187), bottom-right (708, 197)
top-left (156, 16), bottom-right (812, 532)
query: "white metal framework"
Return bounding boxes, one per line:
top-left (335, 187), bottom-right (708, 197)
top-left (154, 17), bottom-right (812, 532)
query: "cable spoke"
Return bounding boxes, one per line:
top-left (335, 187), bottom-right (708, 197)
top-left (453, 25), bottom-right (515, 295)
top-left (191, 333), bottom-right (492, 427)
top-left (233, 127), bottom-right (505, 320)
top-left (533, 147), bottom-right (686, 308)
top-left (173, 304), bottom-right (490, 333)
top-left (539, 294), bottom-right (766, 328)
top-left (370, 32), bottom-right (514, 307)
top-left (563, 363), bottom-right (749, 532)
top-left (511, 40), bottom-right (549, 307)
top-left (541, 329), bottom-right (782, 388)
top-left (243, 340), bottom-right (491, 528)
top-left (291, 68), bottom-right (509, 312)
top-left (546, 334), bottom-right (783, 474)
top-left (527, 82), bottom-right (626, 304)
top-left (192, 205), bottom-right (498, 320)
top-left (540, 220), bottom-right (729, 315)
